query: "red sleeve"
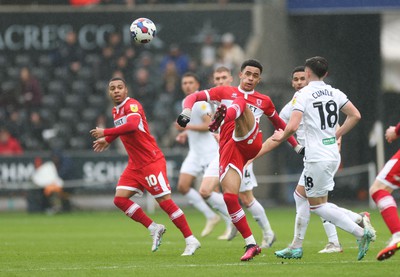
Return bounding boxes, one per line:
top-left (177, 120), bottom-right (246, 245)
top-left (268, 112), bottom-right (298, 147)
top-left (103, 115), bottom-right (140, 136)
top-left (396, 123), bottom-right (400, 136)
top-left (183, 91), bottom-right (208, 109)
top-left (105, 135), bottom-right (118, 143)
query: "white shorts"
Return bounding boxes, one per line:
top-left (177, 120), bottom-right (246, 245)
top-left (298, 169), bottom-right (305, 187)
top-left (303, 160), bottom-right (340, 198)
top-left (203, 155), bottom-right (219, 177)
top-left (240, 163), bottom-right (258, 192)
top-left (203, 155), bottom-right (257, 192)
top-left (180, 150), bottom-right (215, 177)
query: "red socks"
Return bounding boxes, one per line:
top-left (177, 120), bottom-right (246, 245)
top-left (114, 196), bottom-right (153, 228)
top-left (224, 98), bottom-right (247, 123)
top-left (159, 198), bottom-right (193, 238)
top-left (372, 190), bottom-right (400, 234)
top-left (223, 193), bottom-right (252, 238)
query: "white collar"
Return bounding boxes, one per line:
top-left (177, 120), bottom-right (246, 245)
top-left (238, 86), bottom-right (254, 99)
top-left (115, 97), bottom-right (130, 112)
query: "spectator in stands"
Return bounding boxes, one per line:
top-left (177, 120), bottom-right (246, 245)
top-left (17, 67), bottom-right (43, 111)
top-left (97, 46), bottom-right (116, 81)
top-left (160, 43), bottom-right (190, 77)
top-left (132, 68), bottom-right (157, 120)
top-left (200, 34), bottom-right (217, 69)
top-left (123, 47), bottom-right (137, 71)
top-left (6, 110), bottom-right (25, 139)
top-left (162, 60), bottom-right (181, 108)
top-left (107, 32), bottom-right (125, 58)
top-left (0, 126), bottom-right (23, 155)
top-left (0, 80), bottom-right (19, 112)
top-left (217, 32), bottom-right (245, 79)
top-left (113, 55), bottom-right (132, 80)
top-left (135, 51), bottom-right (159, 81)
top-left (52, 30), bottom-right (83, 76)
top-left (25, 111), bottom-right (47, 150)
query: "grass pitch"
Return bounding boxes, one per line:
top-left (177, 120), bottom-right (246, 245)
top-left (0, 207), bottom-right (398, 277)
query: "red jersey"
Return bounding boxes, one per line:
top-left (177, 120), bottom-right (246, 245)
top-left (204, 86), bottom-right (276, 149)
top-left (106, 97), bottom-right (164, 169)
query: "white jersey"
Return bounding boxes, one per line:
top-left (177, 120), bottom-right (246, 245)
top-left (280, 100), bottom-right (305, 146)
top-left (186, 101), bottom-right (218, 157)
top-left (291, 81), bottom-right (348, 162)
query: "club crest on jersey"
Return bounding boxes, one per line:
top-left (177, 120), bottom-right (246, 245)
top-left (232, 93), bottom-right (237, 98)
top-left (130, 104), bottom-right (138, 112)
top-left (256, 99), bottom-right (262, 106)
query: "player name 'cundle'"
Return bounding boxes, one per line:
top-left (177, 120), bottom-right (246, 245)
top-left (312, 89), bottom-right (333, 99)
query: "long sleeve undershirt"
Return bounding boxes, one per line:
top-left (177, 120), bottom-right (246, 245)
top-left (103, 115), bottom-right (140, 143)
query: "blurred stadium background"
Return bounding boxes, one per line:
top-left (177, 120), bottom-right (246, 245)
top-left (0, 0), bottom-right (399, 213)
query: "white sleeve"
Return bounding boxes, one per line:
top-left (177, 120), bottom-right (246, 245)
top-left (279, 102), bottom-right (291, 123)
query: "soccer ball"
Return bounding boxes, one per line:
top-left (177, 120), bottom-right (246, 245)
top-left (130, 18), bottom-right (156, 44)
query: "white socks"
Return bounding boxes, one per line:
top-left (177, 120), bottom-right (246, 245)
top-left (292, 190), bottom-right (310, 248)
top-left (321, 218), bottom-right (339, 245)
top-left (206, 192), bottom-right (231, 226)
top-left (247, 199), bottom-right (273, 236)
top-left (186, 188), bottom-right (217, 219)
top-left (311, 202), bottom-right (364, 238)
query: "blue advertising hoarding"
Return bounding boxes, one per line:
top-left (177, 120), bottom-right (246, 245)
top-left (288, 0), bottom-right (400, 14)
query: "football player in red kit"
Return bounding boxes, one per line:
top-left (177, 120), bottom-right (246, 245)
top-left (90, 77), bottom-right (200, 256)
top-left (177, 59), bottom-right (302, 261)
top-left (370, 122), bottom-right (400, 261)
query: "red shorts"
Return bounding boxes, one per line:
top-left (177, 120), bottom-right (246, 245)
top-left (117, 157), bottom-right (171, 198)
top-left (219, 124), bottom-right (262, 181)
top-left (376, 149), bottom-right (400, 189)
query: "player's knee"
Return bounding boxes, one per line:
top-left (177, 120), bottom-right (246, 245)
top-left (199, 187), bottom-right (211, 199)
top-left (369, 180), bottom-right (388, 196)
top-left (177, 184), bottom-right (189, 194)
top-left (113, 196), bottom-right (126, 209)
top-left (239, 195), bottom-right (250, 207)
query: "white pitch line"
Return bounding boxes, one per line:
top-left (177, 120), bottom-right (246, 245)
top-left (0, 259), bottom-right (377, 273)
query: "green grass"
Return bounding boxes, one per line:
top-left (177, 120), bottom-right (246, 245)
top-left (0, 207), bottom-right (398, 277)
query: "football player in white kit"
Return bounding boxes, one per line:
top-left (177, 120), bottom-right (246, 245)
top-left (198, 67), bottom-right (276, 247)
top-left (175, 72), bottom-right (222, 237)
top-left (272, 56), bottom-right (376, 261)
top-left (278, 66), bottom-right (345, 256)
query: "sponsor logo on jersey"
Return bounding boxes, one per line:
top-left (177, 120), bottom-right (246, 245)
top-left (130, 104), bottom-right (138, 112)
top-left (322, 137), bottom-right (336, 145)
top-left (114, 117), bottom-right (125, 126)
top-left (291, 97), bottom-right (297, 106)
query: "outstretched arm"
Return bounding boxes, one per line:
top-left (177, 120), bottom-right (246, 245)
top-left (269, 111), bottom-right (303, 153)
top-left (90, 115), bottom-right (141, 139)
top-left (177, 91), bottom-right (209, 127)
top-left (248, 136), bottom-right (282, 164)
top-left (271, 110), bottom-right (302, 144)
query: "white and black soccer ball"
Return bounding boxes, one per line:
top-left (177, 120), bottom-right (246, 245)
top-left (129, 18), bottom-right (156, 44)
